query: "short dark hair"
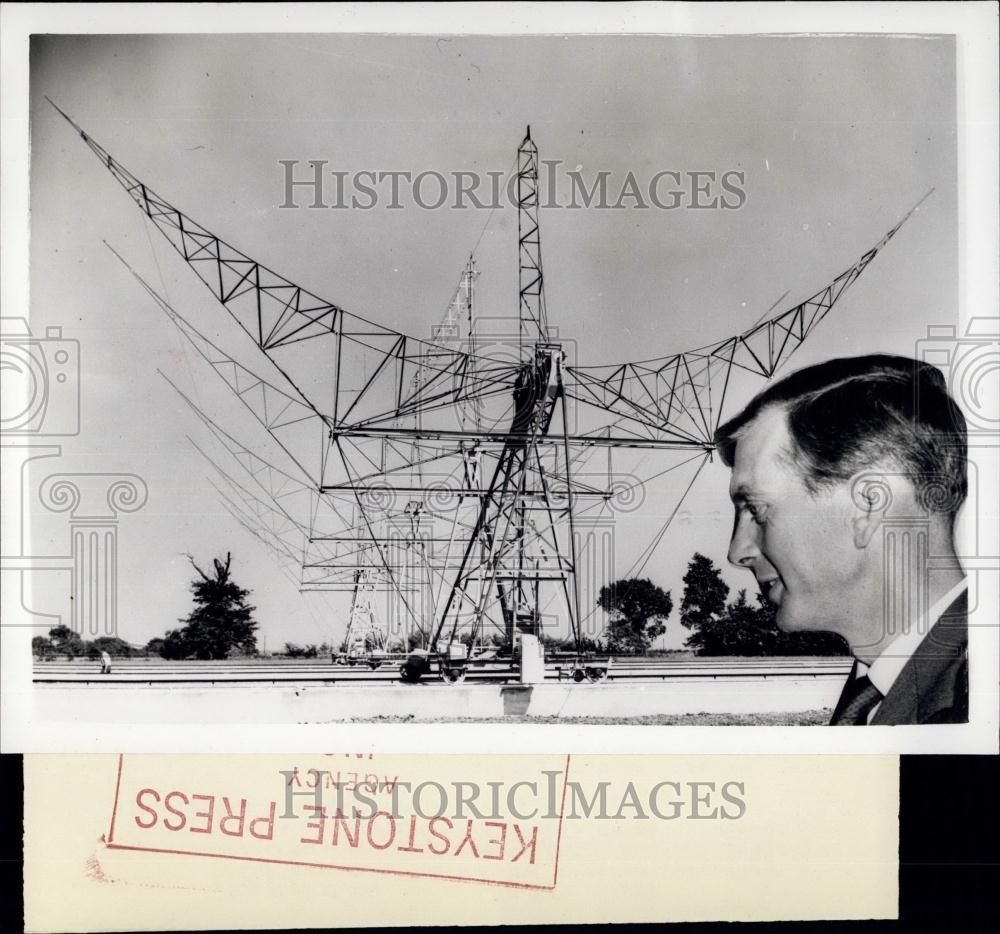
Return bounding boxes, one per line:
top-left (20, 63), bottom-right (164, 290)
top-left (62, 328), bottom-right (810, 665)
top-left (715, 354), bottom-right (968, 518)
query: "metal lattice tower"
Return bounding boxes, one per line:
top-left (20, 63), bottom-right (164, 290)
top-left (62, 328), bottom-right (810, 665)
top-left (432, 129), bottom-right (580, 649)
top-left (342, 569), bottom-right (385, 656)
top-left (53, 100), bottom-right (929, 663)
top-left (517, 127), bottom-right (548, 356)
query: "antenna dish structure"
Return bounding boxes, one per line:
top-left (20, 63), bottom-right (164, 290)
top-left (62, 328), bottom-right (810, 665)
top-left (52, 100), bottom-right (926, 683)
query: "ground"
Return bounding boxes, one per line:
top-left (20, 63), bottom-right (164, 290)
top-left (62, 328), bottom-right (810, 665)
top-left (332, 710), bottom-right (833, 726)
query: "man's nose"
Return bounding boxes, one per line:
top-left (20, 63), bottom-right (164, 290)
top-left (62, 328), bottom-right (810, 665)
top-left (727, 516), bottom-right (760, 569)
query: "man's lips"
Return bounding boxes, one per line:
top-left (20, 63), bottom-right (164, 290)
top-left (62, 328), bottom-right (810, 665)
top-left (759, 578), bottom-right (783, 603)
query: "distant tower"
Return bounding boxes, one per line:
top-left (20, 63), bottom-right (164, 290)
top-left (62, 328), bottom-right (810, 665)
top-left (342, 568), bottom-right (386, 656)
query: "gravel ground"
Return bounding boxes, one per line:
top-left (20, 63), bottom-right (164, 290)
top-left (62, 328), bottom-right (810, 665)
top-left (333, 710), bottom-right (832, 726)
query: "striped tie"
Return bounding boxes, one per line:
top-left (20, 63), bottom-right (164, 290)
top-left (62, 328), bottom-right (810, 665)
top-left (830, 672), bottom-right (883, 726)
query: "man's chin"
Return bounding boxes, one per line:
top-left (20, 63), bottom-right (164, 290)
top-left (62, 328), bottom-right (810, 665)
top-left (775, 603), bottom-right (834, 635)
top-left (774, 603), bottom-right (806, 633)
top-left (774, 613), bottom-right (798, 633)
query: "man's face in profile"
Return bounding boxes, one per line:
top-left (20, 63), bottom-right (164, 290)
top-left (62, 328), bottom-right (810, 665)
top-left (726, 406), bottom-right (866, 634)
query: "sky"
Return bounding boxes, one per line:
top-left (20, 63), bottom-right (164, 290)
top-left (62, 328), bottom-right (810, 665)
top-left (24, 33), bottom-right (957, 651)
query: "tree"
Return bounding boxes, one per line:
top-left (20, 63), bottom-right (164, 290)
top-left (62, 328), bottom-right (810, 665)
top-left (569, 635), bottom-right (603, 654)
top-left (550, 634), bottom-right (602, 653)
top-left (168, 553), bottom-right (259, 660)
top-left (48, 625), bottom-right (84, 658)
top-left (679, 553), bottom-right (730, 630)
top-left (145, 637), bottom-right (166, 658)
top-left (773, 617), bottom-right (850, 656)
top-left (32, 636), bottom-right (54, 659)
top-left (686, 589), bottom-right (775, 655)
top-left (597, 578), bottom-right (674, 656)
top-left (84, 636), bottom-right (137, 659)
top-left (160, 628), bottom-right (191, 660)
top-left (686, 588), bottom-right (849, 656)
top-left (283, 642), bottom-right (319, 658)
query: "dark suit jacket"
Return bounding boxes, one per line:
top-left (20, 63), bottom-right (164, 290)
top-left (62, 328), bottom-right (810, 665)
top-left (868, 591), bottom-right (968, 725)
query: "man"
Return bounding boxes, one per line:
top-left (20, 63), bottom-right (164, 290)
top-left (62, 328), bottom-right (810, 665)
top-left (715, 354), bottom-right (968, 725)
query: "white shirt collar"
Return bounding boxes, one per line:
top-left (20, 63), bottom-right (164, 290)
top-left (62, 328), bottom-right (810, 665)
top-left (859, 577), bottom-right (968, 699)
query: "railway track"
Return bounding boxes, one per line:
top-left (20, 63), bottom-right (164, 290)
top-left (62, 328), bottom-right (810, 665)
top-left (32, 656), bottom-right (852, 685)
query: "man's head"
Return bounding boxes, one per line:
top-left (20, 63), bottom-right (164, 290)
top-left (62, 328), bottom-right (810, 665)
top-left (715, 354), bottom-right (967, 635)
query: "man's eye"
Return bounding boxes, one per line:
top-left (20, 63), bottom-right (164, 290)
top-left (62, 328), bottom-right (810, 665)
top-left (747, 504), bottom-right (766, 524)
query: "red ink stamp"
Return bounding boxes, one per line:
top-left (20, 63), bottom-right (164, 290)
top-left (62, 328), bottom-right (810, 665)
top-left (107, 754), bottom-right (571, 890)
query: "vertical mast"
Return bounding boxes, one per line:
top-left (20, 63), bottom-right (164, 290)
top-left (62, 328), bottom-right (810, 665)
top-left (433, 126), bottom-right (576, 654)
top-left (517, 126), bottom-right (548, 356)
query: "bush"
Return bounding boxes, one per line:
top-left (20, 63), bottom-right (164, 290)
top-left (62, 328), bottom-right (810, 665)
top-left (686, 590), bottom-right (848, 656)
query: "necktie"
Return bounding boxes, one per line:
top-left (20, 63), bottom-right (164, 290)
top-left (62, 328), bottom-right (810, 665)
top-left (830, 671), bottom-right (883, 725)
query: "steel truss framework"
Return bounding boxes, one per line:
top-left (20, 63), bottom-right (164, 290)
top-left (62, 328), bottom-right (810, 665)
top-left (342, 570), bottom-right (387, 658)
top-left (54, 100), bottom-right (927, 655)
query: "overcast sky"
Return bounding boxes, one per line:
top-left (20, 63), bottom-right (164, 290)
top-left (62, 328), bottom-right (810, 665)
top-left (27, 33), bottom-right (957, 650)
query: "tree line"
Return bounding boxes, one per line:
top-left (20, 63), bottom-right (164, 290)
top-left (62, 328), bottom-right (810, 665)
top-left (32, 627), bottom-right (145, 661)
top-left (677, 553), bottom-right (847, 656)
top-left (32, 551), bottom-right (847, 661)
top-left (33, 553), bottom-right (260, 662)
top-left (282, 553), bottom-right (846, 659)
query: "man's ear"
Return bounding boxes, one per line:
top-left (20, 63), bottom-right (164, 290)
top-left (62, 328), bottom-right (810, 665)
top-left (853, 502), bottom-right (884, 549)
top-left (850, 472), bottom-right (894, 549)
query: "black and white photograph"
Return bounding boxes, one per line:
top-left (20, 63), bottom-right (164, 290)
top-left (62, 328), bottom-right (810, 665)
top-left (2, 3), bottom-right (997, 754)
top-left (3, 4), bottom-right (1000, 933)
